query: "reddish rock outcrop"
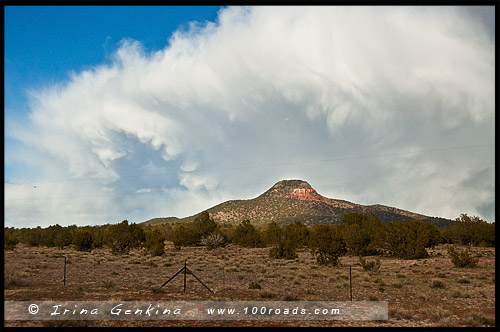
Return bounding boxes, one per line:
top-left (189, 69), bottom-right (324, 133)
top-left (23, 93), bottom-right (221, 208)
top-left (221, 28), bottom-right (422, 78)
top-left (287, 188), bottom-right (319, 200)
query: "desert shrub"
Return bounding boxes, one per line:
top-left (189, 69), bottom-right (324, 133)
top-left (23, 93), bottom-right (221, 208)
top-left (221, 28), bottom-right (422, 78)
top-left (268, 223), bottom-right (301, 260)
top-left (201, 231), bottom-right (227, 249)
top-left (104, 220), bottom-right (145, 255)
top-left (191, 211), bottom-right (217, 240)
top-left (358, 256), bottom-right (381, 272)
top-left (36, 224), bottom-right (76, 248)
top-left (4, 232), bottom-right (19, 250)
top-left (15, 225), bottom-right (77, 248)
top-left (437, 316), bottom-right (458, 327)
top-left (20, 227), bottom-right (42, 246)
top-left (54, 226), bottom-right (74, 249)
top-left (4, 271), bottom-right (32, 288)
top-left (144, 228), bottom-right (166, 256)
top-left (441, 214), bottom-right (495, 247)
top-left (309, 224), bottom-right (347, 266)
top-left (390, 308), bottom-right (413, 320)
top-left (72, 230), bottom-right (94, 252)
top-left (102, 281), bottom-right (115, 290)
top-left (39, 224), bottom-right (59, 247)
top-left (284, 221), bottom-right (309, 247)
top-left (248, 282), bottom-right (262, 289)
top-left (465, 313), bottom-right (495, 327)
top-left (145, 261), bottom-right (158, 268)
top-left (89, 225), bottom-right (106, 248)
top-left (152, 288), bottom-right (165, 294)
top-left (263, 221), bottom-right (282, 245)
top-left (231, 220), bottom-right (265, 248)
top-left (283, 294), bottom-right (300, 301)
top-left (260, 292), bottom-right (276, 299)
top-left (429, 279), bottom-right (445, 289)
top-left (380, 220), bottom-right (439, 259)
top-left (269, 243), bottom-right (297, 259)
top-left (170, 225), bottom-right (198, 249)
top-left (447, 245), bottom-right (478, 268)
top-left (170, 211), bottom-right (217, 249)
top-left (340, 212), bottom-right (382, 256)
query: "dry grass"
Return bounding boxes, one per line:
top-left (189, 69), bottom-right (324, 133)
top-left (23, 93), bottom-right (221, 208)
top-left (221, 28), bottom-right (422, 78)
top-left (389, 308), bottom-right (414, 320)
top-left (4, 271), bottom-right (32, 288)
top-left (4, 243), bottom-right (495, 327)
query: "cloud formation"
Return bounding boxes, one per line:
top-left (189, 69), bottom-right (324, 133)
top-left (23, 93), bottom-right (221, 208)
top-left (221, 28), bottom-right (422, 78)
top-left (5, 6), bottom-right (495, 227)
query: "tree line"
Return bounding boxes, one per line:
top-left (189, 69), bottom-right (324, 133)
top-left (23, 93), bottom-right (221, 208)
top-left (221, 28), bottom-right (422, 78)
top-left (4, 212), bottom-right (494, 266)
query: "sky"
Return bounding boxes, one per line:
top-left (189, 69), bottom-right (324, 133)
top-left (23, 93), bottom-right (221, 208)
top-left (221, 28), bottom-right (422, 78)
top-left (4, 6), bottom-right (495, 228)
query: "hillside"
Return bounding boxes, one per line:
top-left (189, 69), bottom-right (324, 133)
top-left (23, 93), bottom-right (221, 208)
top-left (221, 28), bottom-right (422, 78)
top-left (142, 179), bottom-right (451, 227)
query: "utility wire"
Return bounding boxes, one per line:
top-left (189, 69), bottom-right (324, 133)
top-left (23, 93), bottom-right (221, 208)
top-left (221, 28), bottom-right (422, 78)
top-left (4, 163), bottom-right (458, 202)
top-left (5, 168), bottom-right (478, 210)
top-left (4, 143), bottom-right (494, 186)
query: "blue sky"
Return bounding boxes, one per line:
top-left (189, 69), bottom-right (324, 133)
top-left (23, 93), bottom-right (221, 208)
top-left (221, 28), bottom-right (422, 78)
top-left (5, 5), bottom-right (221, 181)
top-left (5, 5), bottom-right (221, 127)
top-left (4, 6), bottom-right (495, 227)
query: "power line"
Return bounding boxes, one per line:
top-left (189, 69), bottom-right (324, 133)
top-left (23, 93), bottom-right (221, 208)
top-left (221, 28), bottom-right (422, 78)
top-left (4, 167), bottom-right (479, 210)
top-left (4, 163), bottom-right (449, 202)
top-left (4, 142), bottom-right (494, 186)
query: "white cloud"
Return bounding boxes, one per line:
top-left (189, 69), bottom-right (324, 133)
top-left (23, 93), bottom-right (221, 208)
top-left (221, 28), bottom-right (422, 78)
top-left (5, 6), bottom-right (495, 227)
top-left (179, 173), bottom-right (219, 192)
top-left (136, 188), bottom-right (152, 194)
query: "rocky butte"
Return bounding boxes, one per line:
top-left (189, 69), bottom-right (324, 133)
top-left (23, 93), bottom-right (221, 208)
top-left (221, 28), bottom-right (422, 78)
top-left (143, 179), bottom-right (452, 227)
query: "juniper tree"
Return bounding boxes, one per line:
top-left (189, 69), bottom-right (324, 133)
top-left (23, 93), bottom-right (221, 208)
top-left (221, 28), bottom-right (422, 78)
top-left (72, 230), bottom-right (94, 252)
top-left (309, 224), bottom-right (347, 266)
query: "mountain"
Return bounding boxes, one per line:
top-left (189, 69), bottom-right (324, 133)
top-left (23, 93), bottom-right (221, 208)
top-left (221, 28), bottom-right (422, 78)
top-left (142, 179), bottom-right (452, 227)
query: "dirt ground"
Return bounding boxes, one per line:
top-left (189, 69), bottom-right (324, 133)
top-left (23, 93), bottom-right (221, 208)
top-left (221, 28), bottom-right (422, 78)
top-left (4, 243), bottom-right (495, 327)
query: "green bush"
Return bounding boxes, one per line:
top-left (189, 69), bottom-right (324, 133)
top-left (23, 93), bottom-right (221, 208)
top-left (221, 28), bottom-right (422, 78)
top-left (4, 233), bottom-right (19, 250)
top-left (72, 230), bottom-right (94, 252)
top-left (89, 226), bottom-right (106, 248)
top-left (53, 226), bottom-right (74, 249)
top-left (442, 214), bottom-right (495, 247)
top-left (284, 221), bottom-right (309, 247)
top-left (170, 225), bottom-right (198, 249)
top-left (232, 220), bottom-right (265, 248)
top-left (340, 212), bottom-right (382, 256)
top-left (104, 220), bottom-right (145, 255)
top-left (20, 227), bottom-right (42, 246)
top-left (269, 242), bottom-right (297, 259)
top-left (191, 211), bottom-right (217, 239)
top-left (447, 245), bottom-right (478, 268)
top-left (170, 211), bottom-right (217, 249)
top-left (263, 221), bottom-right (281, 246)
top-left (144, 228), bottom-right (166, 256)
top-left (308, 224), bottom-right (346, 266)
top-left (380, 220), bottom-right (439, 259)
top-left (268, 222), bottom-right (302, 260)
